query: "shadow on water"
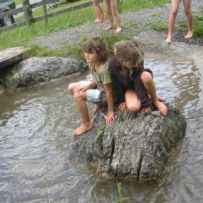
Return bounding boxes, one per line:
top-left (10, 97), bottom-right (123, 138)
top-left (0, 49), bottom-right (203, 202)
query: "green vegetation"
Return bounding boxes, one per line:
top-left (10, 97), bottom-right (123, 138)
top-left (14, 0), bottom-right (22, 6)
top-left (97, 123), bottom-right (106, 137)
top-left (0, 0), bottom-right (170, 52)
top-left (151, 21), bottom-right (167, 31)
top-left (115, 182), bottom-right (124, 203)
top-left (15, 0), bottom-right (91, 22)
top-left (23, 32), bottom-right (130, 58)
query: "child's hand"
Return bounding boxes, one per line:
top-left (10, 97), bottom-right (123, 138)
top-left (74, 86), bottom-right (88, 94)
top-left (106, 111), bottom-right (114, 125)
top-left (119, 102), bottom-right (127, 111)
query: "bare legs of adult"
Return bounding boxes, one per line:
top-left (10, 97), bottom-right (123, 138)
top-left (92, 0), bottom-right (104, 23)
top-left (183, 0), bottom-right (193, 39)
top-left (166, 0), bottom-right (181, 43)
top-left (104, 0), bottom-right (122, 32)
top-left (166, 0), bottom-right (193, 43)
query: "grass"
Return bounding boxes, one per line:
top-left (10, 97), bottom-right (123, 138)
top-left (22, 32), bottom-right (130, 58)
top-left (0, 0), bottom-right (170, 53)
top-left (14, 0), bottom-right (22, 6)
top-left (15, 0), bottom-right (90, 22)
top-left (151, 21), bottom-right (167, 31)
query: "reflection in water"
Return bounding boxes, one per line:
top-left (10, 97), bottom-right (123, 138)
top-left (172, 60), bottom-right (200, 115)
top-left (0, 54), bottom-right (203, 202)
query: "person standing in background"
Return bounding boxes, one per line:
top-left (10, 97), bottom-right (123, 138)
top-left (92, 0), bottom-right (104, 23)
top-left (104, 0), bottom-right (122, 33)
top-left (166, 0), bottom-right (193, 43)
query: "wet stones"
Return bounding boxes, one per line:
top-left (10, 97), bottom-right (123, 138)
top-left (0, 57), bottom-right (87, 89)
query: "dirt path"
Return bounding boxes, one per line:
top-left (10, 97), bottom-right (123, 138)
top-left (32, 0), bottom-right (203, 49)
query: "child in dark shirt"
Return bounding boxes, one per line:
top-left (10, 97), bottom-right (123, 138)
top-left (109, 40), bottom-right (168, 115)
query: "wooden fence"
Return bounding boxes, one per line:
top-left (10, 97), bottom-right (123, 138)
top-left (0, 0), bottom-right (93, 32)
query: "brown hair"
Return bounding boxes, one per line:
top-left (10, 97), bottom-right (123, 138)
top-left (83, 37), bottom-right (108, 63)
top-left (114, 40), bottom-right (144, 66)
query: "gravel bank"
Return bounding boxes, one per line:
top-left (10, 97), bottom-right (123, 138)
top-left (32, 0), bottom-right (203, 49)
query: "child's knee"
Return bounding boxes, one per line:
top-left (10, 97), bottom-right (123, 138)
top-left (184, 8), bottom-right (191, 16)
top-left (67, 83), bottom-right (74, 94)
top-left (127, 102), bottom-right (141, 112)
top-left (141, 71), bottom-right (152, 84)
top-left (171, 10), bottom-right (178, 17)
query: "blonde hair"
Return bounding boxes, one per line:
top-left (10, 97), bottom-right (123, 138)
top-left (114, 40), bottom-right (144, 66)
top-left (83, 37), bottom-right (108, 63)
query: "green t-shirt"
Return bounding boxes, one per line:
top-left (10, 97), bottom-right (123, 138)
top-left (90, 62), bottom-right (112, 91)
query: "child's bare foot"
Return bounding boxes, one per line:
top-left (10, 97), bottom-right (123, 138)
top-left (165, 37), bottom-right (172, 44)
top-left (155, 101), bottom-right (168, 116)
top-left (142, 106), bottom-right (151, 114)
top-left (115, 27), bottom-right (122, 33)
top-left (104, 25), bottom-right (113, 31)
top-left (94, 18), bottom-right (103, 23)
top-left (184, 31), bottom-right (193, 39)
top-left (74, 122), bottom-right (93, 136)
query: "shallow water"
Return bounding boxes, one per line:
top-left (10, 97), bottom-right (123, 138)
top-left (0, 51), bottom-right (203, 203)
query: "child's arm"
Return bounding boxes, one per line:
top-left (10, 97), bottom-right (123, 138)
top-left (74, 80), bottom-right (97, 94)
top-left (104, 83), bottom-right (114, 124)
top-left (85, 80), bottom-right (97, 90)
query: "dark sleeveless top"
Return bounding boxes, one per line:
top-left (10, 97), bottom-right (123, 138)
top-left (108, 57), bottom-right (153, 107)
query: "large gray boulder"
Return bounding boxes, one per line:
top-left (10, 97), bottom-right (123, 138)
top-left (1, 57), bottom-right (87, 88)
top-left (69, 103), bottom-right (186, 182)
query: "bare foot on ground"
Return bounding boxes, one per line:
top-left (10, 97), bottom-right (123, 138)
top-left (165, 37), bottom-right (172, 44)
top-left (74, 122), bottom-right (93, 136)
top-left (94, 18), bottom-right (103, 23)
top-left (104, 25), bottom-right (113, 31)
top-left (115, 27), bottom-right (122, 33)
top-left (184, 31), bottom-right (193, 39)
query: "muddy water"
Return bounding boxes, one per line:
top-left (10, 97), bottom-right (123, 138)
top-left (0, 51), bottom-right (203, 203)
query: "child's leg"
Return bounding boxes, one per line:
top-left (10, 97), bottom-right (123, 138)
top-left (125, 90), bottom-right (141, 112)
top-left (92, 0), bottom-right (104, 23)
top-left (183, 0), bottom-right (193, 39)
top-left (74, 91), bottom-right (93, 136)
top-left (110, 0), bottom-right (122, 32)
top-left (93, 103), bottom-right (99, 115)
top-left (104, 0), bottom-right (113, 30)
top-left (140, 71), bottom-right (168, 115)
top-left (166, 0), bottom-right (181, 43)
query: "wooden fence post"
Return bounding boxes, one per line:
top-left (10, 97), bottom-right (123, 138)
top-left (42, 0), bottom-right (48, 25)
top-left (22, 0), bottom-right (33, 26)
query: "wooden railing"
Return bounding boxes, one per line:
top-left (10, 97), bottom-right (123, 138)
top-left (0, 0), bottom-right (93, 32)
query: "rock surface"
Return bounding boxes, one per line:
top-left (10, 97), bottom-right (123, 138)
top-left (69, 103), bottom-right (186, 182)
top-left (0, 57), bottom-right (87, 88)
